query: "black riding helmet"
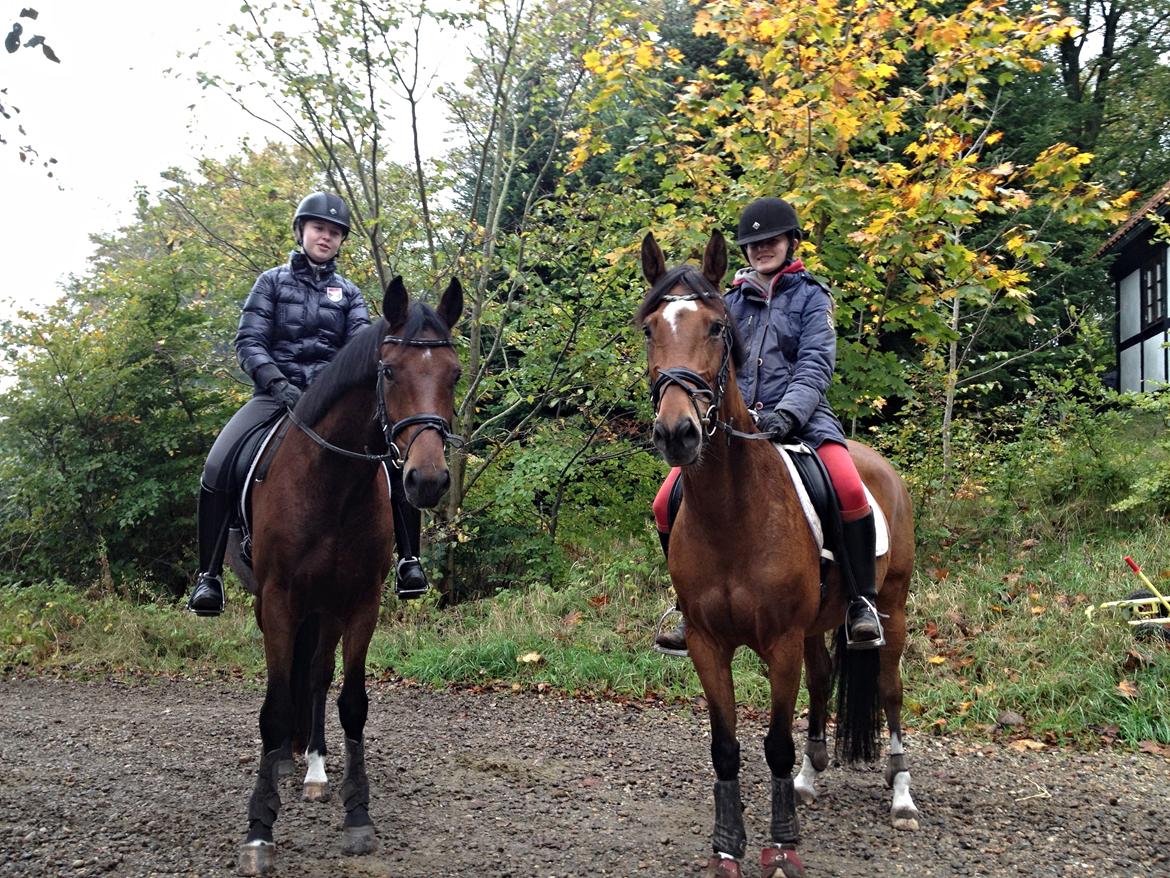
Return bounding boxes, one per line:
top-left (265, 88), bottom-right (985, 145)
top-left (735, 197), bottom-right (803, 247)
top-left (293, 192), bottom-right (351, 243)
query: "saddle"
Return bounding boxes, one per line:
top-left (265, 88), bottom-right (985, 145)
top-left (664, 442), bottom-right (889, 566)
top-left (227, 413), bottom-right (399, 572)
top-left (226, 414), bottom-right (292, 569)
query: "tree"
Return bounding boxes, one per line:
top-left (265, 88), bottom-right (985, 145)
top-left (576, 0), bottom-right (1134, 480)
top-left (0, 145), bottom-right (322, 591)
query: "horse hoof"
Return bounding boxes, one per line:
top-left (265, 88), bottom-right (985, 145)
top-left (341, 824), bottom-right (377, 856)
top-left (703, 855), bottom-right (742, 878)
top-left (761, 846), bottom-right (805, 878)
top-left (237, 841), bottom-right (275, 876)
top-left (893, 810), bottom-right (920, 831)
top-left (793, 779), bottom-right (817, 806)
top-left (303, 780), bottom-right (331, 802)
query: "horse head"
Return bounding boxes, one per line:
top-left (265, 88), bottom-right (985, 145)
top-left (379, 276), bottom-right (464, 509)
top-left (638, 231), bottom-right (741, 466)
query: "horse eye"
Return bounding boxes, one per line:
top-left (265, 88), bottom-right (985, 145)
top-left (709, 321), bottom-right (724, 337)
top-left (642, 324), bottom-right (652, 338)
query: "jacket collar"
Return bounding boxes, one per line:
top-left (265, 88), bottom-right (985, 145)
top-left (289, 249), bottom-right (337, 279)
top-left (732, 259), bottom-right (805, 302)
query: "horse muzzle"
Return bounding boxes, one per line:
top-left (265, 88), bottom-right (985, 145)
top-left (403, 464), bottom-right (450, 509)
top-left (653, 415), bottom-right (703, 467)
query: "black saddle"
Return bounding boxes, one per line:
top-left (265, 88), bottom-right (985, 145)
top-left (665, 444), bottom-right (846, 565)
top-left (227, 413), bottom-right (292, 567)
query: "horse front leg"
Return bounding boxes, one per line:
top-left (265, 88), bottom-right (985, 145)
top-left (794, 633), bottom-right (831, 806)
top-left (303, 618), bottom-right (343, 803)
top-left (761, 634), bottom-right (807, 878)
top-left (337, 599), bottom-right (378, 856)
top-left (687, 631), bottom-right (746, 878)
top-left (878, 606), bottom-right (920, 831)
top-left (238, 591), bottom-right (297, 877)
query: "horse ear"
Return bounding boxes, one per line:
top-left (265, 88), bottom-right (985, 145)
top-left (702, 231), bottom-right (728, 289)
top-left (437, 277), bottom-right (464, 330)
top-left (641, 233), bottom-right (667, 286)
top-left (382, 276), bottom-right (408, 329)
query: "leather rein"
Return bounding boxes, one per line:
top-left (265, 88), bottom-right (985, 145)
top-left (285, 332), bottom-right (463, 467)
top-left (648, 294), bottom-right (772, 444)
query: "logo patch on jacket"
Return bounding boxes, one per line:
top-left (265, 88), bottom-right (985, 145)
top-left (326, 286), bottom-right (343, 303)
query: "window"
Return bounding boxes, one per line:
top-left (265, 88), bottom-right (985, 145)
top-left (1140, 252), bottom-right (1167, 328)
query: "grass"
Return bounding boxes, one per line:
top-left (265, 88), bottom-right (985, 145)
top-left (2, 519), bottom-right (1168, 749)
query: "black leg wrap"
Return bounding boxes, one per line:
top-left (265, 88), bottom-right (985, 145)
top-left (712, 779), bottom-right (747, 859)
top-left (340, 737), bottom-right (370, 827)
top-left (246, 747), bottom-right (286, 839)
top-left (884, 752), bottom-right (909, 788)
top-left (770, 776), bottom-right (800, 845)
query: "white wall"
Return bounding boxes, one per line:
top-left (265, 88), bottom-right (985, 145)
top-left (1119, 269), bottom-right (1140, 341)
top-left (1143, 333), bottom-right (1168, 391)
top-left (1121, 344), bottom-right (1141, 392)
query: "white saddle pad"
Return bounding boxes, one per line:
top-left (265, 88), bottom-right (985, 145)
top-left (775, 442), bottom-right (890, 562)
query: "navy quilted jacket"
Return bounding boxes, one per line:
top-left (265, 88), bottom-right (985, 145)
top-left (235, 251), bottom-right (370, 392)
top-left (724, 266), bottom-right (847, 448)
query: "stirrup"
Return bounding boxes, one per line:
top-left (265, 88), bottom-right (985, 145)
top-left (188, 573), bottom-right (225, 617)
top-left (652, 605), bottom-right (689, 658)
top-left (845, 596), bottom-right (886, 650)
top-left (394, 557), bottom-right (428, 599)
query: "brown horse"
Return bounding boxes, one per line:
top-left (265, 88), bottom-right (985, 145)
top-left (230, 276), bottom-right (463, 876)
top-left (637, 232), bottom-right (918, 878)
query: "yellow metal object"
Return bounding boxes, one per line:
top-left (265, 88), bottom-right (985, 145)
top-left (1084, 557), bottom-right (1170, 628)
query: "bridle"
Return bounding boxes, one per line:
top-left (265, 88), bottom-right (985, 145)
top-left (647, 293), bottom-right (772, 443)
top-left (286, 332), bottom-right (463, 467)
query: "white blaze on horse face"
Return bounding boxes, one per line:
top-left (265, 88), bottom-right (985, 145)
top-left (662, 298), bottom-right (699, 335)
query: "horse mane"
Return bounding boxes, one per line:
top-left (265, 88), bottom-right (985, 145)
top-left (297, 302), bottom-right (452, 427)
top-left (635, 264), bottom-right (746, 370)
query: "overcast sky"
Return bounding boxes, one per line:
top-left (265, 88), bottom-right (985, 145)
top-left (2, 0), bottom-right (460, 322)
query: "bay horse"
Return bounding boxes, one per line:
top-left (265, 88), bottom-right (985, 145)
top-left (637, 232), bottom-right (918, 878)
top-left (229, 276), bottom-right (463, 876)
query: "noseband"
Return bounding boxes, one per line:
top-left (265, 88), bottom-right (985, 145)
top-left (648, 294), bottom-right (772, 443)
top-left (286, 332), bottom-right (462, 466)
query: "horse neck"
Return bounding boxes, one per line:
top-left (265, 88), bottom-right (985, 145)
top-left (681, 380), bottom-right (791, 506)
top-left (303, 385), bottom-right (383, 475)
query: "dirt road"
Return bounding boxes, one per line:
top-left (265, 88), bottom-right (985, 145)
top-left (0, 677), bottom-right (1165, 877)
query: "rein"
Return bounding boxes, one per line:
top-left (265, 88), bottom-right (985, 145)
top-left (285, 332), bottom-right (463, 467)
top-left (649, 294), bottom-right (774, 444)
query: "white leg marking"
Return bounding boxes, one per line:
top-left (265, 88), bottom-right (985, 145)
top-left (891, 771), bottom-right (920, 831)
top-left (304, 750), bottom-right (327, 784)
top-left (662, 298), bottom-right (699, 333)
top-left (889, 732), bottom-right (904, 756)
top-left (794, 754), bottom-right (819, 805)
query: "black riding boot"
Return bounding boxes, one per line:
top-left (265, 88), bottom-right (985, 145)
top-left (841, 511), bottom-right (884, 649)
top-left (652, 529), bottom-right (688, 656)
top-left (188, 484), bottom-right (231, 616)
top-left (390, 468), bottom-right (428, 600)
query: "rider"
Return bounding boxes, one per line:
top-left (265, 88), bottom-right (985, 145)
top-left (652, 196), bottom-right (884, 654)
top-left (186, 191), bottom-right (429, 615)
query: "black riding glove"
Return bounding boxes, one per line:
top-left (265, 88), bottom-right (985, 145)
top-left (756, 409), bottom-right (796, 441)
top-left (269, 379), bottom-right (302, 409)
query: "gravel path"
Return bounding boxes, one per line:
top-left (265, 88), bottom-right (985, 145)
top-left (0, 677), bottom-right (1166, 877)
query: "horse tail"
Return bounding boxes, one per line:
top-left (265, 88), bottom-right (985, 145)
top-left (290, 613), bottom-right (320, 755)
top-left (830, 626), bottom-right (882, 764)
